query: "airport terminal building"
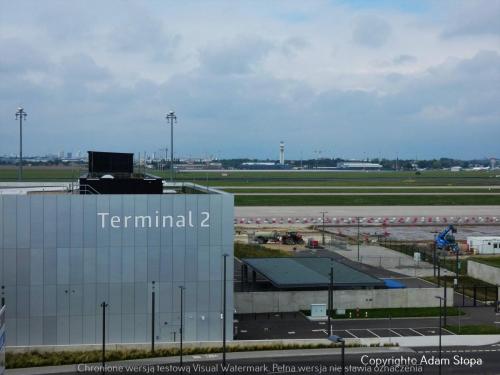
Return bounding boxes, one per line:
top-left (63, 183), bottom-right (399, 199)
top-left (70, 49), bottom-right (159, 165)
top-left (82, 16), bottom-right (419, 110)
top-left (0, 152), bottom-right (234, 346)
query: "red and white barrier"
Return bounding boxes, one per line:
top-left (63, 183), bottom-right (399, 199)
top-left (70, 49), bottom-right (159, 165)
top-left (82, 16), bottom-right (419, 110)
top-left (234, 215), bottom-right (500, 226)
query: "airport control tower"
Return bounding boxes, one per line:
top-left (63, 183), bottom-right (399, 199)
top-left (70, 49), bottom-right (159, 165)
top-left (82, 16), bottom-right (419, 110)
top-left (279, 141), bottom-right (285, 165)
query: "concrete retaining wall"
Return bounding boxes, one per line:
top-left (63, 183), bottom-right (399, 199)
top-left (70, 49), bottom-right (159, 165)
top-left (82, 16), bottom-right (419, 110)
top-left (468, 260), bottom-right (500, 285)
top-left (235, 288), bottom-right (453, 313)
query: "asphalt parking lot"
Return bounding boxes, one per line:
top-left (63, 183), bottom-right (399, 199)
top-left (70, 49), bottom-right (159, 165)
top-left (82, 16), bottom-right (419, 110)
top-left (235, 312), bottom-right (455, 340)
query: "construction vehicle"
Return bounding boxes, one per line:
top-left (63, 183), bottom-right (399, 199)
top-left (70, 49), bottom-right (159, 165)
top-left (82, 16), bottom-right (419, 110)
top-left (435, 225), bottom-right (459, 253)
top-left (252, 231), bottom-right (279, 244)
top-left (251, 231), bottom-right (304, 245)
top-left (280, 231), bottom-right (304, 245)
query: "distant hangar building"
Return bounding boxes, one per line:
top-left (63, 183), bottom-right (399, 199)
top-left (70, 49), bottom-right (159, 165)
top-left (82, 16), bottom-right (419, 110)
top-left (0, 151), bottom-right (234, 347)
top-left (337, 162), bottom-right (383, 170)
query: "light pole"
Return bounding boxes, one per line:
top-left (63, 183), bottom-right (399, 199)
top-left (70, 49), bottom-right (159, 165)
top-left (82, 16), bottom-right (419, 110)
top-left (495, 285), bottom-right (500, 313)
top-left (357, 216), bottom-right (360, 262)
top-left (100, 301), bottom-right (108, 375)
top-left (15, 107), bottom-right (27, 181)
top-left (222, 253), bottom-right (229, 369)
top-left (328, 335), bottom-right (345, 375)
top-left (433, 234), bottom-right (437, 278)
top-left (320, 211), bottom-right (327, 246)
top-left (435, 296), bottom-right (444, 375)
top-left (437, 256), bottom-right (441, 287)
top-left (165, 111), bottom-right (177, 183)
top-left (151, 281), bottom-right (156, 353)
top-left (443, 277), bottom-right (447, 326)
top-left (328, 259), bottom-right (334, 336)
top-left (178, 285), bottom-right (185, 370)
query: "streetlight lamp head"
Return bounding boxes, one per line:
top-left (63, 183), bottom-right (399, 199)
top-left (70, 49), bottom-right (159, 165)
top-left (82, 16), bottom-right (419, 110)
top-left (17, 107), bottom-right (23, 111)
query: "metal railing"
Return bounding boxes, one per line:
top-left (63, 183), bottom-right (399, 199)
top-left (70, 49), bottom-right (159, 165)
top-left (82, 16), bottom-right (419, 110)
top-left (76, 184), bottom-right (101, 194)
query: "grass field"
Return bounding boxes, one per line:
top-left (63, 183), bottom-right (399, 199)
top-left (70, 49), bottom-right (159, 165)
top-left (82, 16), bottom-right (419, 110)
top-left (468, 256), bottom-right (500, 268)
top-left (445, 324), bottom-right (500, 335)
top-left (234, 243), bottom-right (289, 258)
top-left (3, 167), bottom-right (500, 206)
top-left (234, 195), bottom-right (500, 206)
top-left (2, 166), bottom-right (499, 187)
top-left (6, 342), bottom-right (349, 369)
top-left (302, 307), bottom-right (464, 319)
top-left (176, 170), bottom-right (500, 187)
top-left (224, 188), bottom-right (500, 193)
top-left (0, 166), bottom-right (84, 181)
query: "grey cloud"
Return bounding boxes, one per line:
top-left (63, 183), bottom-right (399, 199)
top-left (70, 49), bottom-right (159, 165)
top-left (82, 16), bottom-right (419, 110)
top-left (0, 37), bottom-right (50, 75)
top-left (352, 15), bottom-right (391, 47)
top-left (198, 36), bottom-right (274, 75)
top-left (442, 0), bottom-right (500, 37)
top-left (108, 12), bottom-right (181, 62)
top-left (386, 50), bottom-right (500, 124)
top-left (1, 1), bottom-right (499, 159)
top-left (31, 0), bottom-right (104, 43)
top-left (393, 54), bottom-right (417, 65)
top-left (3, 50), bottom-right (500, 159)
top-left (58, 54), bottom-right (111, 83)
top-left (281, 36), bottom-right (309, 56)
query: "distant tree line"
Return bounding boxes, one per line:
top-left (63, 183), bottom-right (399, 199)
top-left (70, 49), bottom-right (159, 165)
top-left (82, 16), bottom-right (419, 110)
top-left (218, 157), bottom-right (491, 170)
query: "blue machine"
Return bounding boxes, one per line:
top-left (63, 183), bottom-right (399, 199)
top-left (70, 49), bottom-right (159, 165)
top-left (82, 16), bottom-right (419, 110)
top-left (383, 279), bottom-right (406, 289)
top-left (435, 225), bottom-right (459, 253)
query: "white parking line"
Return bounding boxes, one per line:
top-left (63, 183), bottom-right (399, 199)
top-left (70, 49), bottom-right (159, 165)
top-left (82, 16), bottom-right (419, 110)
top-left (288, 331), bottom-right (296, 335)
top-left (312, 329), bottom-right (328, 334)
top-left (441, 327), bottom-right (455, 335)
top-left (346, 330), bottom-right (358, 338)
top-left (409, 328), bottom-right (425, 336)
top-left (240, 330), bottom-right (247, 333)
top-left (367, 329), bottom-right (380, 337)
top-left (389, 329), bottom-right (402, 337)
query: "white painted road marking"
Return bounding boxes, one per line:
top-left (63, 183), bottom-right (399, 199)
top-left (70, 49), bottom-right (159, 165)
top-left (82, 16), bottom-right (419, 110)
top-left (367, 329), bottom-right (380, 337)
top-left (441, 327), bottom-right (455, 335)
top-left (389, 329), bottom-right (402, 337)
top-left (312, 329), bottom-right (328, 334)
top-left (409, 328), bottom-right (425, 336)
top-left (346, 330), bottom-right (358, 338)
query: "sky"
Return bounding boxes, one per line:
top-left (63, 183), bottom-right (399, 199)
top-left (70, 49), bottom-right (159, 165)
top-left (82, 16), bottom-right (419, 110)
top-left (0, 0), bottom-right (500, 160)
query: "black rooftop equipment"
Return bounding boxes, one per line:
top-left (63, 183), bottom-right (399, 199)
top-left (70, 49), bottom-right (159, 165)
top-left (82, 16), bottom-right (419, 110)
top-left (88, 151), bottom-right (133, 177)
top-left (80, 151), bottom-right (162, 194)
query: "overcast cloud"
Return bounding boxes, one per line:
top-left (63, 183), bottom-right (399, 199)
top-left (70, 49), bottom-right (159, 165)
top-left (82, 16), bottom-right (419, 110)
top-left (0, 0), bottom-right (499, 160)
